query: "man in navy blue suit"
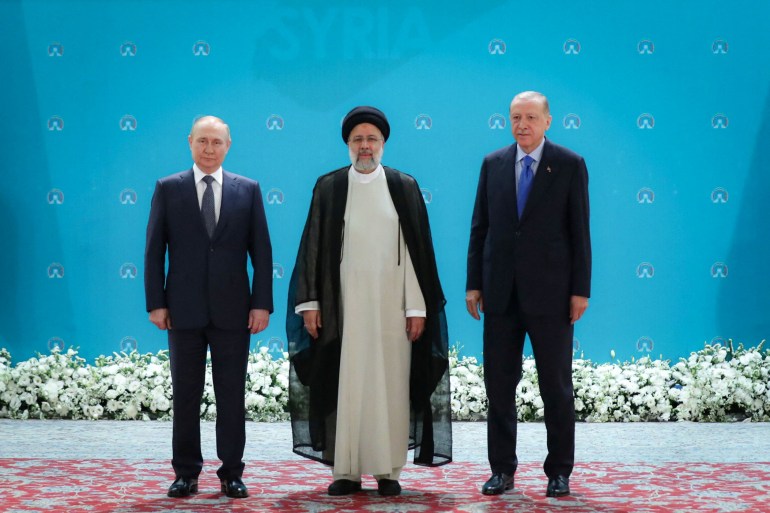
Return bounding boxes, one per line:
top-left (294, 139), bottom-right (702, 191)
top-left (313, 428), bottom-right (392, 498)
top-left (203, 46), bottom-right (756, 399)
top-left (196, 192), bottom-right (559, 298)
top-left (144, 116), bottom-right (273, 499)
top-left (466, 92), bottom-right (591, 498)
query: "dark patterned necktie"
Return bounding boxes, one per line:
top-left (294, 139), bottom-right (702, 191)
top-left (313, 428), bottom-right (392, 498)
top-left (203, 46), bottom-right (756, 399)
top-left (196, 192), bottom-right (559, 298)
top-left (201, 175), bottom-right (216, 237)
top-left (517, 155), bottom-right (534, 217)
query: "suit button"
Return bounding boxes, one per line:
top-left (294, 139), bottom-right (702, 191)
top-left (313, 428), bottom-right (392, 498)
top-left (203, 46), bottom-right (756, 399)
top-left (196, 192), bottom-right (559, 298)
top-left (515, 231), bottom-right (521, 237)
top-left (210, 247), bottom-right (214, 252)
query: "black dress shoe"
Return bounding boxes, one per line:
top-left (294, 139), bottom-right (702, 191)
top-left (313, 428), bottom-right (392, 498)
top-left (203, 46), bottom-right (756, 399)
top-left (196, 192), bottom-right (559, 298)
top-left (377, 479), bottom-right (401, 496)
top-left (220, 477), bottom-right (249, 498)
top-left (546, 475), bottom-right (570, 497)
top-left (481, 472), bottom-right (513, 495)
top-left (327, 479), bottom-right (362, 496)
top-left (167, 477), bottom-right (198, 497)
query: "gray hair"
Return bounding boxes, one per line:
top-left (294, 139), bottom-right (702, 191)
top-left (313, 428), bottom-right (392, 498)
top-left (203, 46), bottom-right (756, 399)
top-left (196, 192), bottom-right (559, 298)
top-left (510, 91), bottom-right (550, 116)
top-left (190, 115), bottom-right (231, 140)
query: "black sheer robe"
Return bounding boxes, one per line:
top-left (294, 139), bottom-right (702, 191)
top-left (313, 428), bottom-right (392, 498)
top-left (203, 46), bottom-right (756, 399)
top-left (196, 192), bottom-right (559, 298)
top-left (286, 166), bottom-right (452, 467)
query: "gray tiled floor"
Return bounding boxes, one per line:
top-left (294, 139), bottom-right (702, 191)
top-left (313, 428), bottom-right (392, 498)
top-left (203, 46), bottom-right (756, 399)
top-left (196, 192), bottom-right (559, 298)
top-left (1, 420), bottom-right (768, 463)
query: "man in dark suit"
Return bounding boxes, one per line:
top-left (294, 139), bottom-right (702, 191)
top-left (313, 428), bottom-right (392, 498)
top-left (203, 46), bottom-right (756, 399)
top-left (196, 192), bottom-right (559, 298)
top-left (144, 116), bottom-right (273, 499)
top-left (466, 92), bottom-right (591, 497)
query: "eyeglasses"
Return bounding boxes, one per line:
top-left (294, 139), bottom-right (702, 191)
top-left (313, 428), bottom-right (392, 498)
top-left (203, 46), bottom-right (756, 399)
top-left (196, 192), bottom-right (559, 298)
top-left (348, 136), bottom-right (383, 146)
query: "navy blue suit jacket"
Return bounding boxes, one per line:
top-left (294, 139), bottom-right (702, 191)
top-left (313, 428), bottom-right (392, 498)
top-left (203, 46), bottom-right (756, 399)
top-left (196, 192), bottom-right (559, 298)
top-left (144, 169), bottom-right (273, 330)
top-left (466, 139), bottom-right (591, 315)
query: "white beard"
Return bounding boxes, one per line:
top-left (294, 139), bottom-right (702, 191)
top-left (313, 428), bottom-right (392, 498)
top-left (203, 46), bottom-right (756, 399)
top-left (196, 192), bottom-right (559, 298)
top-left (349, 146), bottom-right (384, 173)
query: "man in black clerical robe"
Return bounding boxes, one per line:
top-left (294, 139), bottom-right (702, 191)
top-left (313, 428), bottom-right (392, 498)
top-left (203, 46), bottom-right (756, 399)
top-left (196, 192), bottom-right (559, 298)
top-left (286, 106), bottom-right (451, 496)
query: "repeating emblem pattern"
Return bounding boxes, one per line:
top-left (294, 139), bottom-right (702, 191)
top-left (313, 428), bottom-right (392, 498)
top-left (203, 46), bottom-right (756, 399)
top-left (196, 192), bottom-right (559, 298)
top-left (47, 116), bottom-right (64, 131)
top-left (488, 39), bottom-right (506, 55)
top-left (47, 42), bottom-right (64, 57)
top-left (120, 115), bottom-right (137, 131)
top-left (193, 40), bottom-right (210, 56)
top-left (711, 187), bottom-right (728, 203)
top-left (47, 189), bottom-right (64, 205)
top-left (563, 39), bottom-right (581, 54)
top-left (563, 114), bottom-right (581, 129)
top-left (636, 188), bottom-right (655, 204)
top-left (637, 113), bottom-right (655, 129)
top-left (120, 263), bottom-right (138, 279)
top-left (47, 337), bottom-right (65, 351)
top-left (120, 41), bottom-right (137, 57)
top-left (488, 114), bottom-right (506, 129)
top-left (48, 263), bottom-right (65, 279)
top-left (711, 262), bottom-right (728, 278)
top-left (266, 188), bottom-right (284, 205)
top-left (415, 114), bottom-right (432, 130)
top-left (712, 39), bottom-right (728, 54)
top-left (119, 189), bottom-right (138, 205)
top-left (637, 40), bottom-right (654, 55)
top-left (711, 114), bottom-right (728, 128)
top-left (636, 262), bottom-right (654, 278)
top-left (636, 336), bottom-right (654, 352)
top-left (266, 115), bottom-right (284, 130)
top-left (120, 336), bottom-right (138, 352)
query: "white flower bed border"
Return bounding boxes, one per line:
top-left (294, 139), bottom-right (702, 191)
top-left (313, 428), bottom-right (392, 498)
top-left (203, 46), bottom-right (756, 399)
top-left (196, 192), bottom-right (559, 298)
top-left (1, 342), bottom-right (768, 422)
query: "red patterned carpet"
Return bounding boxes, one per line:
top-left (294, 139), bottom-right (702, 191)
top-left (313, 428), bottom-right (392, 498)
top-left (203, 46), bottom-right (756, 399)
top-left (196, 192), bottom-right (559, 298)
top-left (1, 459), bottom-right (768, 512)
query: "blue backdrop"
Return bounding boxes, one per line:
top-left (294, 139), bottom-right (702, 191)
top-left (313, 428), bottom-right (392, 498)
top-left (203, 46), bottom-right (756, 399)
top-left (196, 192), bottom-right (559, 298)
top-left (3, 0), bottom-right (769, 363)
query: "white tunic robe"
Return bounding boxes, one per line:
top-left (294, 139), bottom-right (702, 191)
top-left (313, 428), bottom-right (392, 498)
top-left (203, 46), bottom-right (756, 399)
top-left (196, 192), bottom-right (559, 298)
top-left (333, 166), bottom-right (425, 480)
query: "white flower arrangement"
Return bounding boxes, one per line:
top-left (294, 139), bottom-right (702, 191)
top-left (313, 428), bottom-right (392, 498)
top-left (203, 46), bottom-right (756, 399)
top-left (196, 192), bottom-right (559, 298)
top-left (1, 341), bottom-right (768, 422)
top-left (0, 346), bottom-right (289, 421)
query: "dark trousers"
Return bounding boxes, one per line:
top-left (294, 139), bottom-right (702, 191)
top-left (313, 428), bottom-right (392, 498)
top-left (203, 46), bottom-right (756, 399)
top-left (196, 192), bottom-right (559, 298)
top-left (168, 325), bottom-right (250, 480)
top-left (483, 293), bottom-right (575, 478)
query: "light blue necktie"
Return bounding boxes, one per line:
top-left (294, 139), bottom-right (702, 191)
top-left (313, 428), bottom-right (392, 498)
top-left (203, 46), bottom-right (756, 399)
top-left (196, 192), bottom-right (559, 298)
top-left (517, 155), bottom-right (534, 217)
top-left (201, 175), bottom-right (216, 237)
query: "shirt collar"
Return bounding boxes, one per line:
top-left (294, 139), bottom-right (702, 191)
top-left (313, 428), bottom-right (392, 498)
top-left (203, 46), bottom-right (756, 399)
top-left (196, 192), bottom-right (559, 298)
top-left (348, 163), bottom-right (384, 184)
top-left (193, 164), bottom-right (223, 184)
top-left (516, 138), bottom-right (546, 163)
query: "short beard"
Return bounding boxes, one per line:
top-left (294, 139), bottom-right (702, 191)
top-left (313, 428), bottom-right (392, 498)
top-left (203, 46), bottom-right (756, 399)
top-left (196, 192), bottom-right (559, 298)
top-left (349, 146), bottom-right (383, 173)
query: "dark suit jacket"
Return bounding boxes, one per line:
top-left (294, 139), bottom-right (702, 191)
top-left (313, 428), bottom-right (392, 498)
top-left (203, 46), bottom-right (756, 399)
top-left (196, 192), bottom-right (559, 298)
top-left (144, 169), bottom-right (273, 329)
top-left (467, 139), bottom-right (591, 316)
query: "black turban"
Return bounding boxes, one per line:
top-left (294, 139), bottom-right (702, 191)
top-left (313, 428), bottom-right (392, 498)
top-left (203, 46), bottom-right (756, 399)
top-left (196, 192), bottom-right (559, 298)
top-left (341, 106), bottom-right (390, 143)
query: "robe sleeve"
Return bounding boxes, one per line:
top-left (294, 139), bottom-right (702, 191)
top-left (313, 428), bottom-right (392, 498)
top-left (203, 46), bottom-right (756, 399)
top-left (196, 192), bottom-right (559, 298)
top-left (404, 245), bottom-right (426, 316)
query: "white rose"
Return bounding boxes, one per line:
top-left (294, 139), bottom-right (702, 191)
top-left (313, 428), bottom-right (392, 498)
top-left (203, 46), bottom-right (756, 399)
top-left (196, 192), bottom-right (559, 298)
top-left (155, 396), bottom-right (170, 411)
top-left (125, 402), bottom-right (139, 419)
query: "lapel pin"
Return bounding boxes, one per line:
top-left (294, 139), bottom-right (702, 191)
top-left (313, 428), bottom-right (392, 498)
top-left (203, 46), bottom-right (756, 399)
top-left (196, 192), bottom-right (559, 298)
top-left (547, 166), bottom-right (552, 173)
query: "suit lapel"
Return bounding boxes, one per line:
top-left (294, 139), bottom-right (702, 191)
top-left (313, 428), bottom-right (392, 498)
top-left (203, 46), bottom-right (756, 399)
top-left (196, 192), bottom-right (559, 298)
top-left (519, 140), bottom-right (555, 223)
top-left (178, 169), bottom-right (208, 235)
top-left (496, 145), bottom-right (519, 223)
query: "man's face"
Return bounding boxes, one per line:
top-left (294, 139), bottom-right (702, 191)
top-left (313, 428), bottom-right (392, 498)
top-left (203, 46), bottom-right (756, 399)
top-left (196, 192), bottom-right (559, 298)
top-left (347, 123), bottom-right (384, 173)
top-left (510, 98), bottom-right (552, 154)
top-left (188, 119), bottom-right (231, 174)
